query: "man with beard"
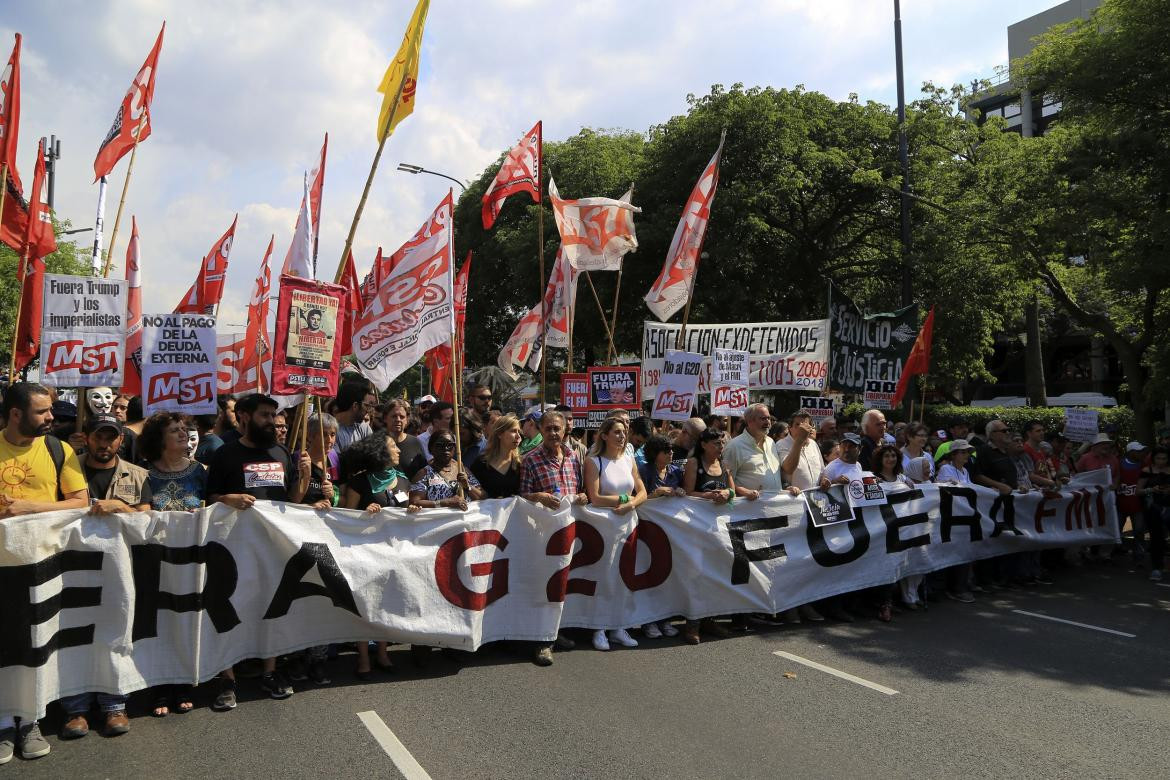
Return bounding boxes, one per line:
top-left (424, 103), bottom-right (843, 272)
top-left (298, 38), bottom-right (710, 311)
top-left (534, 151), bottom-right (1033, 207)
top-left (0, 383), bottom-right (90, 764)
top-left (207, 393), bottom-right (311, 707)
top-left (58, 415), bottom-right (152, 742)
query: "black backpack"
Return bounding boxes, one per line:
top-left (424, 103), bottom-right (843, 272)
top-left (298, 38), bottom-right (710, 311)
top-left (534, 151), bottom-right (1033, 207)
top-left (44, 434), bottom-right (67, 500)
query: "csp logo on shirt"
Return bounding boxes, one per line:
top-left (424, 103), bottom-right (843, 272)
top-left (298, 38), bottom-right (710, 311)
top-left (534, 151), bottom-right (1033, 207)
top-left (244, 461), bottom-right (286, 489)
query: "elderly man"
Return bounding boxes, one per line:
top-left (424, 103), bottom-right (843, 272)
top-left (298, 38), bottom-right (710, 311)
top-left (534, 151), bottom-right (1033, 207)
top-left (818, 417), bottom-right (838, 441)
top-left (670, 417), bottom-right (706, 468)
top-left (777, 411), bottom-right (830, 491)
top-left (858, 409), bottom-right (888, 472)
top-left (724, 403), bottom-right (821, 624)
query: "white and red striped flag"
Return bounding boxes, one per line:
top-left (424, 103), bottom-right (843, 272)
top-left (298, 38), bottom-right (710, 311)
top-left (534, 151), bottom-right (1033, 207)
top-left (241, 236), bottom-right (274, 391)
top-left (175, 215), bottom-right (236, 314)
top-left (352, 191), bottom-right (455, 390)
top-left (121, 217), bottom-right (144, 394)
top-left (548, 177), bottom-right (639, 271)
top-left (282, 135), bottom-right (326, 277)
top-left (482, 121), bottom-right (540, 229)
top-left (497, 305), bottom-right (542, 378)
top-left (645, 133), bottom-right (725, 321)
top-left (542, 246), bottom-right (576, 348)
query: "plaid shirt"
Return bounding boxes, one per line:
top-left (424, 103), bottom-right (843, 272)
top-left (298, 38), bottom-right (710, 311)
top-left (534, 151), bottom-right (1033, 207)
top-left (520, 444), bottom-right (582, 496)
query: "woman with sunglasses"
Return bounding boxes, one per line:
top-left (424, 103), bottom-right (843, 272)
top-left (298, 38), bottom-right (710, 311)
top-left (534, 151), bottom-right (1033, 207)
top-left (409, 430), bottom-right (485, 510)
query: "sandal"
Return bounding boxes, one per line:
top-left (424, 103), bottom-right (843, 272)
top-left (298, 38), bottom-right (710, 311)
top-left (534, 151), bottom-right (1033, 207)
top-left (173, 685), bottom-right (195, 713)
top-left (152, 696), bottom-right (169, 718)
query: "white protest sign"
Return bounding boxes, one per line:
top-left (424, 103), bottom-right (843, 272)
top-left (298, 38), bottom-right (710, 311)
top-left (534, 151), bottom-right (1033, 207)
top-left (651, 350), bottom-right (704, 421)
top-left (141, 313), bottom-right (218, 415)
top-left (38, 274), bottom-right (127, 387)
top-left (800, 396), bottom-right (836, 425)
top-left (641, 320), bottom-right (831, 400)
top-left (1063, 408), bottom-right (1100, 443)
top-left (863, 378), bottom-right (897, 409)
top-left (846, 473), bottom-right (888, 509)
top-left (712, 348), bottom-right (749, 416)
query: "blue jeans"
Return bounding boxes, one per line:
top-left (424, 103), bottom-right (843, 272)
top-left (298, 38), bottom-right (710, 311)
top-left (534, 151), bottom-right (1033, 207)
top-left (61, 692), bottom-right (127, 716)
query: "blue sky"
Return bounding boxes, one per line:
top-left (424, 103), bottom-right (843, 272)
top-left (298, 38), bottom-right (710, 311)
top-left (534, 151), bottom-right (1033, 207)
top-left (4, 0), bottom-right (1060, 332)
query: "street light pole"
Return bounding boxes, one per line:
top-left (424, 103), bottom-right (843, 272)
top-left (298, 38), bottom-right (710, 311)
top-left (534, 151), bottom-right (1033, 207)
top-left (396, 163), bottom-right (468, 193)
top-left (40, 135), bottom-right (61, 211)
top-left (894, 0), bottom-right (912, 308)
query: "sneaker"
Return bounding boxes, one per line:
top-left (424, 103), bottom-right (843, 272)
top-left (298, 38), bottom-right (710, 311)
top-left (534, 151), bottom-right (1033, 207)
top-left (659, 620), bottom-right (679, 637)
top-left (608, 628), bottom-right (639, 648)
top-left (592, 630), bottom-right (610, 651)
top-left (61, 714), bottom-right (89, 740)
top-left (799, 604), bottom-right (825, 622)
top-left (103, 711), bottom-right (130, 737)
top-left (308, 660), bottom-right (332, 686)
top-left (642, 622), bottom-right (662, 639)
top-left (553, 634), bottom-right (575, 651)
top-left (781, 607), bottom-right (802, 624)
top-left (286, 656), bottom-right (308, 682)
top-left (212, 678), bottom-right (238, 711)
top-left (0, 727), bottom-right (13, 765)
top-left (946, 590), bottom-right (975, 604)
top-left (1151, 570), bottom-right (1164, 582)
top-left (533, 646), bottom-right (554, 667)
top-left (259, 672), bottom-right (293, 700)
top-left (18, 721), bottom-right (50, 760)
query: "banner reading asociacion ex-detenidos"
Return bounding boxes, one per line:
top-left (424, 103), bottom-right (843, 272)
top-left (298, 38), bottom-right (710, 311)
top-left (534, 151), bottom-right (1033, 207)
top-left (0, 471), bottom-right (1117, 719)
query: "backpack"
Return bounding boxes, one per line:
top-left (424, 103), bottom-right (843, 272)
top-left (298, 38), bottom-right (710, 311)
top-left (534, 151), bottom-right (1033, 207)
top-left (44, 435), bottom-right (67, 500)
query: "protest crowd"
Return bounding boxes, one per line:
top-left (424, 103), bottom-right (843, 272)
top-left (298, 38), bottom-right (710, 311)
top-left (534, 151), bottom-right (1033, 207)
top-left (0, 1), bottom-right (1163, 766)
top-left (0, 376), bottom-right (1165, 762)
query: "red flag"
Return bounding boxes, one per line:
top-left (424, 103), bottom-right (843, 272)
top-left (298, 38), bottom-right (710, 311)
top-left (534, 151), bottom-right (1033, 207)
top-left (94, 23), bottom-right (164, 180)
top-left (891, 306), bottom-right (935, 408)
top-left (644, 132), bottom-right (725, 321)
top-left (338, 248), bottom-right (363, 356)
top-left (122, 217), bottom-right (144, 394)
top-left (240, 236), bottom-right (274, 391)
top-left (359, 247), bottom-right (384, 311)
top-left (175, 215), bottom-right (236, 314)
top-left (424, 345), bottom-right (454, 402)
top-left (482, 121), bottom-right (540, 229)
top-left (453, 250), bottom-right (471, 366)
top-left (0, 34), bottom-right (25, 251)
top-left (13, 139), bottom-right (54, 372)
top-left (282, 134), bottom-right (327, 277)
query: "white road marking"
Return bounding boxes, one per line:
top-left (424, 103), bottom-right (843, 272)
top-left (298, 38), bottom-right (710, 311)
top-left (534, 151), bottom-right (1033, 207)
top-left (357, 711), bottom-right (432, 779)
top-left (1010, 609), bottom-right (1136, 638)
top-left (772, 651), bottom-right (899, 695)
top-left (1156, 583), bottom-right (1170, 589)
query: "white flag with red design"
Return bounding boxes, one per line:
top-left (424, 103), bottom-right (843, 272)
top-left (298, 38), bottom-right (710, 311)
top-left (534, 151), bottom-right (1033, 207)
top-left (543, 246), bottom-right (576, 348)
top-left (352, 191), bottom-right (455, 390)
top-left (549, 178), bottom-right (639, 271)
top-left (497, 304), bottom-right (542, 378)
top-left (482, 121), bottom-right (540, 229)
top-left (645, 133), bottom-right (725, 322)
top-left (121, 217), bottom-right (144, 394)
top-left (241, 237), bottom-right (274, 391)
top-left (281, 135), bottom-right (326, 277)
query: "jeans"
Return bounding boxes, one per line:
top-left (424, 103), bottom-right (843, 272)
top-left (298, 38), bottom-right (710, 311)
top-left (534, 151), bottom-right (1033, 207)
top-left (61, 692), bottom-right (128, 716)
top-left (0, 716), bottom-right (12, 730)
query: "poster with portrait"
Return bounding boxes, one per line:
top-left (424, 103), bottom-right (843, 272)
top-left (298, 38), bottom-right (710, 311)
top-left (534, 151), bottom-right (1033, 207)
top-left (271, 275), bottom-right (348, 397)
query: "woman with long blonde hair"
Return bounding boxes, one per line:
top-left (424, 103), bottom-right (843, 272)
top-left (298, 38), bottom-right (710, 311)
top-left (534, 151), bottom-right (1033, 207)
top-left (471, 413), bottom-right (524, 498)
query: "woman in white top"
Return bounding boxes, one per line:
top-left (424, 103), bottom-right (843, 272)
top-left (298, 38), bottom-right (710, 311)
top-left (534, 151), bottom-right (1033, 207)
top-left (584, 417), bottom-right (648, 651)
top-left (900, 423), bottom-right (935, 482)
top-left (935, 439), bottom-right (976, 603)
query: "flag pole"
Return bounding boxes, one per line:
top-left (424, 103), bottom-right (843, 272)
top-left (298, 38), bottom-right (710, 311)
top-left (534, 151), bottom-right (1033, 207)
top-left (102, 111), bottom-right (148, 278)
top-left (566, 287), bottom-right (575, 373)
top-left (448, 336), bottom-right (466, 497)
top-left (9, 247), bottom-right (28, 380)
top-left (0, 164), bottom-right (8, 248)
top-left (333, 78), bottom-right (407, 285)
top-left (583, 271), bottom-right (616, 353)
top-left (537, 157), bottom-right (547, 408)
top-left (605, 181), bottom-right (634, 365)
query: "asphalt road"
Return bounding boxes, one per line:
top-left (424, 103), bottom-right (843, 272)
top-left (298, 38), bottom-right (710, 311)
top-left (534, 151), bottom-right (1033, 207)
top-left (8, 561), bottom-right (1169, 779)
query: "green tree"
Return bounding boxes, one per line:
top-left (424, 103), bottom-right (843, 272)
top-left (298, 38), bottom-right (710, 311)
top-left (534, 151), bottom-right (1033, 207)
top-left (0, 218), bottom-right (94, 374)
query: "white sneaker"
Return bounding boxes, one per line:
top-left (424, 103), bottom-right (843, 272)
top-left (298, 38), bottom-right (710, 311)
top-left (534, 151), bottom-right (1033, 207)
top-left (659, 620), bottom-right (679, 637)
top-left (642, 622), bottom-right (662, 639)
top-left (608, 628), bottom-right (638, 648)
top-left (1151, 569), bottom-right (1163, 582)
top-left (592, 630), bottom-right (610, 651)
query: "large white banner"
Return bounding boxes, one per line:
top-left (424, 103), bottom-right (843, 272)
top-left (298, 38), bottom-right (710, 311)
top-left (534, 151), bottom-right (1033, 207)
top-left (0, 471), bottom-right (1118, 720)
top-left (641, 320), bottom-right (831, 400)
top-left (140, 313), bottom-right (218, 415)
top-left (38, 274), bottom-right (127, 387)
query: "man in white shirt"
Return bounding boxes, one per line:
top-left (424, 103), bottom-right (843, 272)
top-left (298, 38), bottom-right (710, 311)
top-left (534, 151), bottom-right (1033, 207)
top-left (825, 433), bottom-right (866, 483)
top-left (777, 411), bottom-right (829, 491)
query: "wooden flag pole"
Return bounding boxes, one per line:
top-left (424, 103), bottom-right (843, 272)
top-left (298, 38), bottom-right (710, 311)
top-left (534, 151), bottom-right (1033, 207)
top-left (448, 336), bottom-right (466, 497)
top-left (583, 271), bottom-right (616, 352)
top-left (333, 77), bottom-right (407, 285)
top-left (537, 161), bottom-right (547, 409)
top-left (0, 163), bottom-right (8, 245)
top-left (604, 181), bottom-right (634, 365)
top-left (566, 292), bottom-right (575, 373)
top-left (9, 247), bottom-right (29, 380)
top-left (102, 111), bottom-right (148, 278)
top-left (919, 384), bottom-right (926, 425)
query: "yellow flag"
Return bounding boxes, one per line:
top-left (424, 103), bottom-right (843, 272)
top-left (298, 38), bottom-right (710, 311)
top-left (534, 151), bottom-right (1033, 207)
top-left (377, 0), bottom-right (429, 142)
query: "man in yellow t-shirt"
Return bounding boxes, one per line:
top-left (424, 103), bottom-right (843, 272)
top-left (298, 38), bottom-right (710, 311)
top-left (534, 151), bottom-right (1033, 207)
top-left (0, 383), bottom-right (89, 764)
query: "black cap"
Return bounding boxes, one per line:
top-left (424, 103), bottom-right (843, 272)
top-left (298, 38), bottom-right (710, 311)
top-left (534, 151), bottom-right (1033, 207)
top-left (85, 414), bottom-right (123, 435)
top-left (51, 400), bottom-right (77, 420)
top-left (842, 432), bottom-right (863, 445)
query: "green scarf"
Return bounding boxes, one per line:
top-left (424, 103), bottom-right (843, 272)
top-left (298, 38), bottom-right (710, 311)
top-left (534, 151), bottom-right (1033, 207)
top-left (368, 469), bottom-right (404, 494)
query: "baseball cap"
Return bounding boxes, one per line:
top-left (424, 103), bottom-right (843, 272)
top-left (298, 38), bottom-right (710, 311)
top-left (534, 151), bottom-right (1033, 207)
top-left (1125, 441), bottom-right (1148, 453)
top-left (51, 400), bottom-right (77, 420)
top-left (417, 394), bottom-right (437, 405)
top-left (85, 414), bottom-right (123, 435)
top-left (523, 405), bottom-right (544, 423)
top-left (950, 438), bottom-right (974, 452)
top-left (842, 432), bottom-right (862, 445)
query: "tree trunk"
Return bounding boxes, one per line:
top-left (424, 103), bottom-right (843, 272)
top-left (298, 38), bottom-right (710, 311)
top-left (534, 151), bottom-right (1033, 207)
top-left (1114, 343), bottom-right (1154, 442)
top-left (1024, 294), bottom-right (1047, 407)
